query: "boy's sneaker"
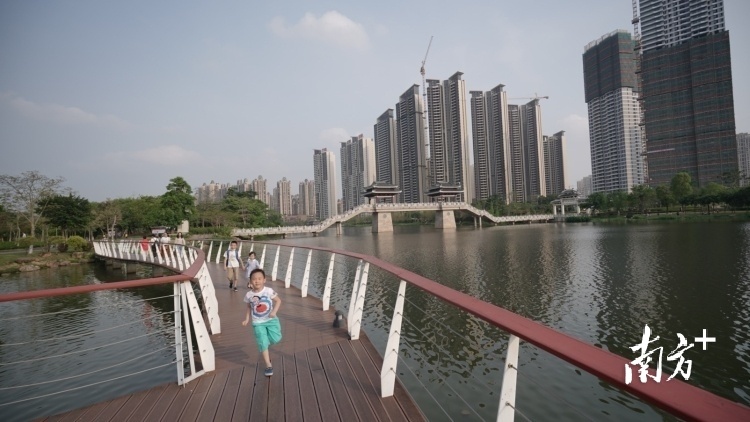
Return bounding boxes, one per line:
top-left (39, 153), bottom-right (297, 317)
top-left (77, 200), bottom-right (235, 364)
top-left (264, 367), bottom-right (273, 377)
top-left (229, 282), bottom-right (233, 289)
top-left (234, 287), bottom-right (238, 291)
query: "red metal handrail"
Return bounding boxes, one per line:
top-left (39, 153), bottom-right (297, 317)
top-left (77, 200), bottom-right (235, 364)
top-left (256, 240), bottom-right (750, 422)
top-left (0, 246), bottom-right (206, 303)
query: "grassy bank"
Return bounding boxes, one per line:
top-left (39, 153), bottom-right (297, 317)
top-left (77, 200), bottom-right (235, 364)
top-left (590, 211), bottom-right (750, 223)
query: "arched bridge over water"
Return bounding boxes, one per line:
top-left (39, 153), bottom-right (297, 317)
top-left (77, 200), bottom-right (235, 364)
top-left (233, 202), bottom-right (554, 238)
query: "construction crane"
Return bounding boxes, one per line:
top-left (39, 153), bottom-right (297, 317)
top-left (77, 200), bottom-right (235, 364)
top-left (420, 36), bottom-right (433, 188)
top-left (509, 93), bottom-right (549, 101)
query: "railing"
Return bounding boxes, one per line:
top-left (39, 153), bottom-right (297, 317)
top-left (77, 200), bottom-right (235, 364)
top-left (0, 241), bottom-right (219, 418)
top-left (197, 238), bottom-right (750, 421)
top-left (232, 202), bottom-right (554, 236)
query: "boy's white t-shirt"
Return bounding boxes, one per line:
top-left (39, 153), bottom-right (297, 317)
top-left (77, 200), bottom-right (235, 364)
top-left (244, 287), bottom-right (277, 324)
top-left (226, 249), bottom-right (241, 268)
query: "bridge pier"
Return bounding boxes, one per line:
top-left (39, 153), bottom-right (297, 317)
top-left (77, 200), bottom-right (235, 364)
top-left (435, 210), bottom-right (456, 229)
top-left (336, 221), bottom-right (342, 236)
top-left (372, 212), bottom-right (393, 233)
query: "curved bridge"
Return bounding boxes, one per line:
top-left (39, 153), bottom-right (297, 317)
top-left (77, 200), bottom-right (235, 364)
top-left (233, 202), bottom-right (554, 237)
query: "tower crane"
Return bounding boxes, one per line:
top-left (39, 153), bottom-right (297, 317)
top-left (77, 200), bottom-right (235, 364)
top-left (509, 93), bottom-right (549, 101)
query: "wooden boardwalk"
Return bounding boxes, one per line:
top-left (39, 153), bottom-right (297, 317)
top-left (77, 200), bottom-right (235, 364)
top-left (40, 263), bottom-right (424, 421)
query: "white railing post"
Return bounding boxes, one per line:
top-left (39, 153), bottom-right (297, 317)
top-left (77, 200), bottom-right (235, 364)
top-left (349, 262), bottom-right (370, 340)
top-left (347, 260), bottom-right (363, 334)
top-left (497, 335), bottom-right (520, 422)
top-left (172, 248), bottom-right (183, 271)
top-left (174, 282), bottom-right (185, 385)
top-left (206, 241), bottom-right (214, 264)
top-left (259, 245), bottom-right (267, 268)
top-left (300, 249), bottom-right (312, 297)
top-left (381, 280), bottom-right (407, 397)
top-left (322, 253), bottom-right (335, 311)
top-left (271, 246), bottom-right (280, 281)
top-left (238, 241), bottom-right (243, 256)
top-left (284, 247), bottom-right (295, 288)
top-left (215, 241), bottom-right (224, 264)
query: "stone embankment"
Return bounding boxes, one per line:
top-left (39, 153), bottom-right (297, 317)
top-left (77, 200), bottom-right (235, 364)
top-left (0, 252), bottom-right (94, 276)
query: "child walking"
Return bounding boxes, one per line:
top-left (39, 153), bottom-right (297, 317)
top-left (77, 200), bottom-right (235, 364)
top-left (225, 241), bottom-right (245, 292)
top-left (245, 251), bottom-right (260, 288)
top-left (242, 268), bottom-right (282, 376)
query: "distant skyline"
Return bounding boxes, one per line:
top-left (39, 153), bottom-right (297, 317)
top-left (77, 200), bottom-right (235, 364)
top-left (1, 1), bottom-right (748, 201)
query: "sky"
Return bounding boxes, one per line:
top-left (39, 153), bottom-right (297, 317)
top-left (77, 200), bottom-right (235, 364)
top-left (1, 0), bottom-right (748, 202)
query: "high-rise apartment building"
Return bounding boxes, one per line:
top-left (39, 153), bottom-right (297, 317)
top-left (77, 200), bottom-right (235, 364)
top-left (276, 177), bottom-right (292, 216)
top-left (507, 104), bottom-right (526, 202)
top-left (340, 135), bottom-right (376, 211)
top-left (426, 72), bottom-right (472, 202)
top-left (313, 149), bottom-right (337, 220)
top-left (522, 99), bottom-right (545, 200)
top-left (738, 133), bottom-right (750, 187)
top-left (577, 175), bottom-right (593, 199)
top-left (470, 84), bottom-right (511, 203)
top-left (638, 0), bottom-right (737, 187)
top-left (298, 179), bottom-right (316, 217)
top-left (543, 131), bottom-right (567, 196)
top-left (395, 85), bottom-right (428, 203)
top-left (583, 30), bottom-right (646, 193)
top-left (374, 109), bottom-right (400, 188)
top-left (251, 176), bottom-right (269, 206)
top-left (195, 180), bottom-right (228, 203)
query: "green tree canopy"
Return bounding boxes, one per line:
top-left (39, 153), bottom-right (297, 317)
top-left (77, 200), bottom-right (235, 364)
top-left (41, 194), bottom-right (92, 236)
top-left (630, 184), bottom-right (656, 213)
top-left (670, 172), bottom-right (693, 202)
top-left (655, 185), bottom-right (675, 212)
top-left (161, 177), bottom-right (196, 228)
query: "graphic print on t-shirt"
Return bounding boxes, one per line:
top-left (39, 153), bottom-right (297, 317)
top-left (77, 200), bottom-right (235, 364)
top-left (250, 295), bottom-right (273, 319)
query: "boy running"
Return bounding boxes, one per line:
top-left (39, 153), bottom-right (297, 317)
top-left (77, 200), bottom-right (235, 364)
top-left (242, 268), bottom-right (282, 376)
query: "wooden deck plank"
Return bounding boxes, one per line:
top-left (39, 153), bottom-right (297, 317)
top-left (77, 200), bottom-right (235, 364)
top-left (231, 365), bottom-right (258, 422)
top-left (329, 341), bottom-right (381, 421)
top-left (318, 344), bottom-right (359, 420)
top-left (90, 394), bottom-right (133, 421)
top-left (195, 370), bottom-right (230, 421)
top-left (282, 353), bottom-right (304, 422)
top-left (358, 336), bottom-right (425, 421)
top-left (267, 356), bottom-right (286, 421)
top-left (107, 388), bottom-right (150, 422)
top-left (337, 340), bottom-right (394, 422)
top-left (213, 367), bottom-right (243, 421)
top-left (160, 380), bottom-right (197, 421)
top-left (248, 358), bottom-right (270, 421)
top-left (294, 349), bottom-right (323, 422)
top-left (121, 383), bottom-right (169, 422)
top-left (308, 348), bottom-right (341, 422)
top-left (173, 374), bottom-right (214, 422)
top-left (349, 340), bottom-right (411, 422)
top-left (144, 385), bottom-right (181, 421)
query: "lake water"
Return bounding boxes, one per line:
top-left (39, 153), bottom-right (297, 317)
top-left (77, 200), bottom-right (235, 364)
top-left (0, 263), bottom-right (176, 422)
top-left (282, 221), bottom-right (750, 421)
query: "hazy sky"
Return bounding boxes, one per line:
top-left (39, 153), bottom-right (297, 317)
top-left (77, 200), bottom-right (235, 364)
top-left (1, 0), bottom-right (748, 201)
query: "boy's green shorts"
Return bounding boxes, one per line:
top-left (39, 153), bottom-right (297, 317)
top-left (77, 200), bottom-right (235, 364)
top-left (253, 317), bottom-right (282, 352)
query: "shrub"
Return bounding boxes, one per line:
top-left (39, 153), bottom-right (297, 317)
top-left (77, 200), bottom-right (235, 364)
top-left (17, 237), bottom-right (43, 248)
top-left (57, 242), bottom-right (69, 252)
top-left (66, 235), bottom-right (88, 252)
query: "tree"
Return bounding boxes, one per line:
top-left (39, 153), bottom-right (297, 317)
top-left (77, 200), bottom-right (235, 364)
top-left (630, 184), bottom-right (656, 214)
top-left (119, 196), bottom-right (163, 234)
top-left (670, 172), bottom-right (693, 209)
top-left (42, 194), bottom-right (92, 236)
top-left (585, 192), bottom-right (608, 215)
top-left (698, 183), bottom-right (727, 214)
top-left (161, 177), bottom-right (196, 228)
top-left (655, 186), bottom-right (675, 213)
top-left (226, 186), bottom-right (257, 199)
top-left (93, 199), bottom-right (122, 237)
top-left (610, 191), bottom-right (629, 216)
top-left (0, 171), bottom-right (65, 237)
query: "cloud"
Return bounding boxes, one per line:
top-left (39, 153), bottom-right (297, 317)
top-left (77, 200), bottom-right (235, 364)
top-left (269, 11), bottom-right (370, 50)
top-left (0, 92), bottom-right (129, 129)
top-left (318, 127), bottom-right (350, 148)
top-left (104, 145), bottom-right (202, 166)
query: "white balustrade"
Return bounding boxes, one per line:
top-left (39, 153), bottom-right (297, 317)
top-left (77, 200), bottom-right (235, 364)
top-left (322, 253), bottom-right (335, 311)
top-left (271, 246), bottom-right (280, 281)
top-left (300, 249), bottom-right (312, 297)
top-left (214, 241), bottom-right (223, 264)
top-left (285, 247), bottom-right (295, 288)
top-left (497, 335), bottom-right (520, 422)
top-left (381, 280), bottom-right (407, 397)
